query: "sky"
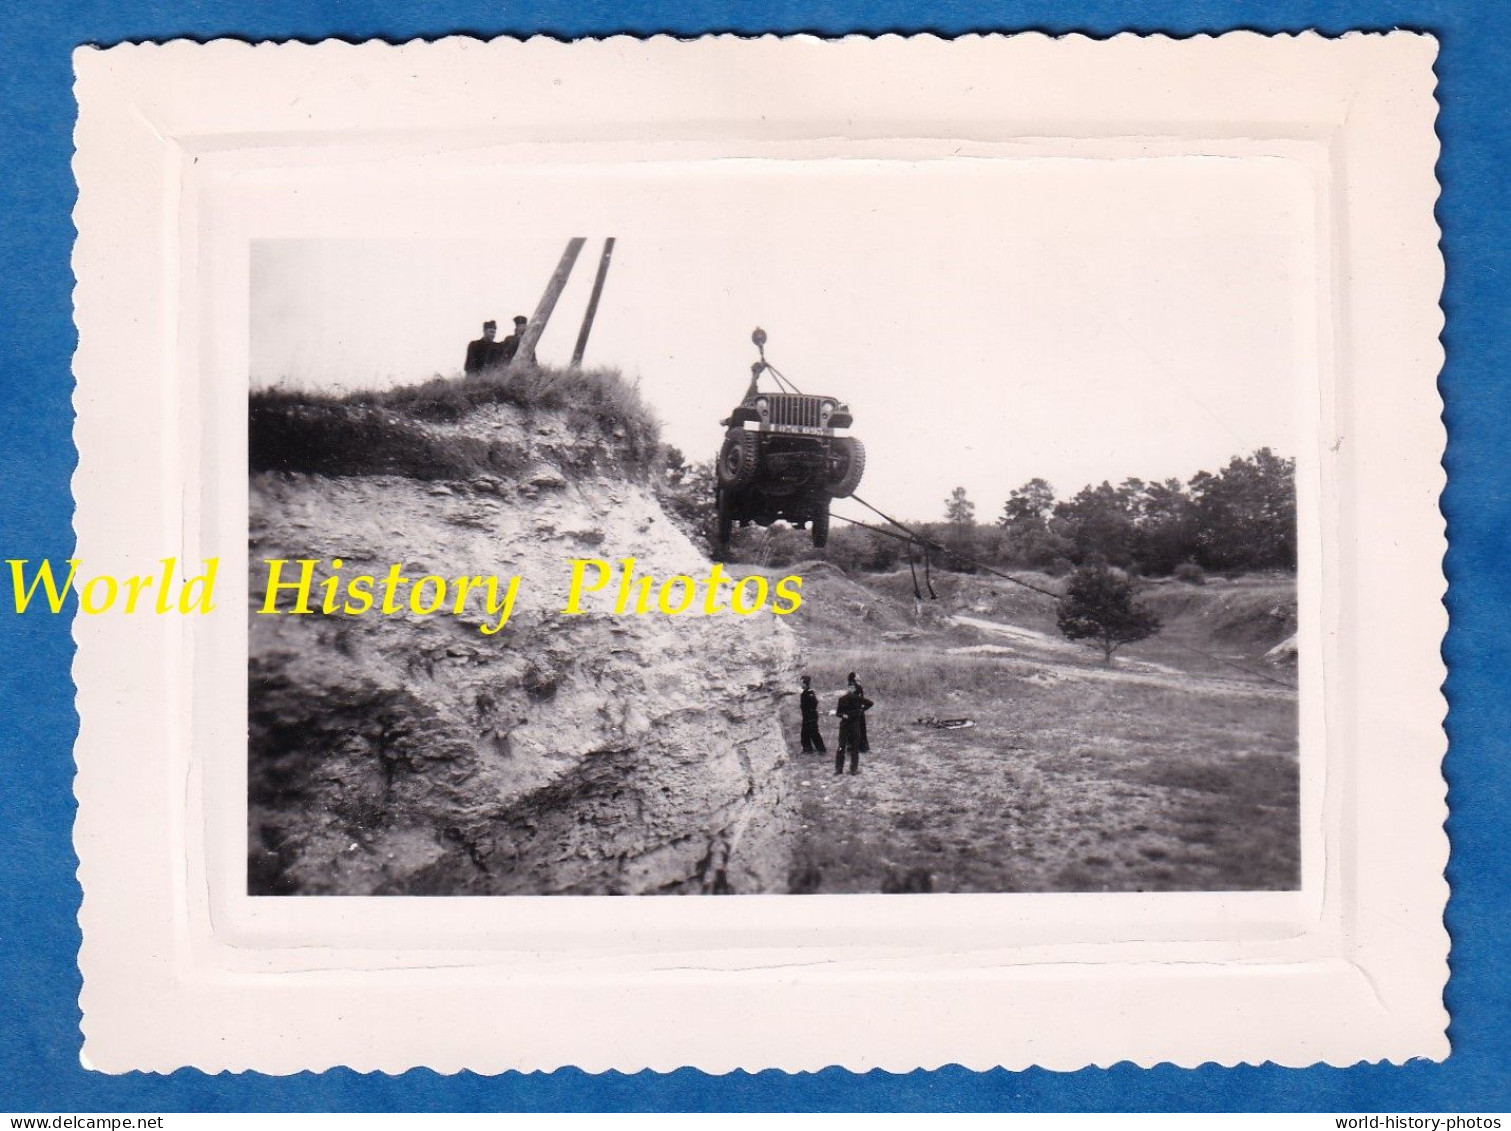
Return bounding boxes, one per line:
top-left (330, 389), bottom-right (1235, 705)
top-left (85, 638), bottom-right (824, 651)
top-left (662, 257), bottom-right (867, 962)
top-left (250, 155), bottom-right (1313, 521)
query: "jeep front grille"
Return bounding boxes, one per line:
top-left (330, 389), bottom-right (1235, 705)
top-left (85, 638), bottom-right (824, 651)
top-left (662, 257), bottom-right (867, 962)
top-left (768, 395), bottom-right (823, 428)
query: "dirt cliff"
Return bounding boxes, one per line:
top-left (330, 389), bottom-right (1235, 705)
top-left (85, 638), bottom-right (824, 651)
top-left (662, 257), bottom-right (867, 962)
top-left (247, 387), bottom-right (798, 895)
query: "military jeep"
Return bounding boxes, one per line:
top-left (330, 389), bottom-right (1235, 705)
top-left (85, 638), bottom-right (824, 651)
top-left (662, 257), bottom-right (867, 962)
top-left (715, 362), bottom-right (866, 549)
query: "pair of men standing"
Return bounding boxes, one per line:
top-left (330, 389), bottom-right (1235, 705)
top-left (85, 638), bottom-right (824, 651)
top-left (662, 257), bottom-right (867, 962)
top-left (799, 673), bottom-right (875, 775)
top-left (464, 315), bottom-right (529, 375)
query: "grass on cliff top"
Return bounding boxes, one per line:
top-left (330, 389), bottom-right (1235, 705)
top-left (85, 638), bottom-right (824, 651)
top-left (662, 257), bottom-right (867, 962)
top-left (250, 364), bottom-right (662, 480)
top-left (364, 363), bottom-right (658, 447)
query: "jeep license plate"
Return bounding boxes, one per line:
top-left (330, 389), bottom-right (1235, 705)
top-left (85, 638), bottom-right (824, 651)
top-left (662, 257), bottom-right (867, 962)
top-left (760, 424), bottom-right (832, 436)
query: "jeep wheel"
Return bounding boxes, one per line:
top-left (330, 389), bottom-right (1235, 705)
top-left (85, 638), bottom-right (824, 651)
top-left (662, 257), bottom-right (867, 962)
top-left (825, 437), bottom-right (866, 498)
top-left (717, 430), bottom-right (759, 489)
top-left (810, 503), bottom-right (830, 549)
top-left (716, 488), bottom-right (733, 544)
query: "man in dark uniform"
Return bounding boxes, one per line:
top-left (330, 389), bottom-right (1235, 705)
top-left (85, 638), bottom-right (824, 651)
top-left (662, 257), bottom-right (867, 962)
top-left (498, 314), bottom-right (530, 366)
top-left (798, 676), bottom-right (825, 754)
top-left (464, 320), bottom-right (500, 375)
top-left (835, 677), bottom-right (874, 776)
top-left (847, 672), bottom-right (872, 757)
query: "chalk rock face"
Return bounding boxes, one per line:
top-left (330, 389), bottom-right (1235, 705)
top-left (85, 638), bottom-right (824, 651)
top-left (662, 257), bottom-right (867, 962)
top-left (248, 403), bottom-right (798, 895)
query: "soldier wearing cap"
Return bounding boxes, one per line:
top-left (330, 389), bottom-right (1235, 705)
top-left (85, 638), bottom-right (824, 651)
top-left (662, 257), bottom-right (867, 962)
top-left (464, 320), bottom-right (500, 376)
top-left (798, 675), bottom-right (826, 755)
top-left (835, 673), bottom-right (874, 776)
top-left (499, 315), bottom-right (530, 366)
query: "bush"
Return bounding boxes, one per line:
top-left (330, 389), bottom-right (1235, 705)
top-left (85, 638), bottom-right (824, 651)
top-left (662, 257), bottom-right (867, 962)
top-left (1055, 564), bottom-right (1162, 663)
top-left (1173, 561), bottom-right (1207, 586)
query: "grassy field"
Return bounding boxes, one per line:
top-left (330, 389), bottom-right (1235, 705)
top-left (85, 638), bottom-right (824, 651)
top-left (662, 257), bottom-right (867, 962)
top-left (780, 570), bottom-right (1299, 894)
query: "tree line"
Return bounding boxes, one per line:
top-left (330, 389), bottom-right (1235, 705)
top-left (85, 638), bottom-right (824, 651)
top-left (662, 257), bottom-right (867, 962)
top-left (660, 446), bottom-right (1295, 580)
top-left (983, 447), bottom-right (1295, 575)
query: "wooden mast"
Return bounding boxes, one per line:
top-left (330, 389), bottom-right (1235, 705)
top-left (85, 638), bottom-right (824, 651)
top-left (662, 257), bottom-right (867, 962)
top-left (570, 237), bottom-right (616, 368)
top-left (507, 237), bottom-right (586, 369)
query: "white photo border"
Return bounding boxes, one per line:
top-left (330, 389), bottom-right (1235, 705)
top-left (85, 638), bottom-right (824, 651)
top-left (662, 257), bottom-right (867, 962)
top-left (72, 33), bottom-right (1446, 1073)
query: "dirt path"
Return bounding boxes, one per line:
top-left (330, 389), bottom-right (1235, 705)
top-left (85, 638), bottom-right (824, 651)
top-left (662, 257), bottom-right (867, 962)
top-left (949, 614), bottom-right (1293, 700)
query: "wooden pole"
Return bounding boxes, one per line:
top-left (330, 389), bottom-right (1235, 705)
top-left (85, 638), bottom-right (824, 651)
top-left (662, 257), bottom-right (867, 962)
top-left (570, 237), bottom-right (616, 368)
top-left (508, 237), bottom-right (586, 369)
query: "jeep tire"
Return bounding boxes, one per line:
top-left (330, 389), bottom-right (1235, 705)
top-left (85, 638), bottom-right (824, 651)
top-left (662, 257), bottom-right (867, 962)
top-left (810, 502), bottom-right (830, 549)
top-left (717, 430), bottom-right (760, 489)
top-left (825, 437), bottom-right (866, 498)
top-left (716, 487), bottom-right (733, 544)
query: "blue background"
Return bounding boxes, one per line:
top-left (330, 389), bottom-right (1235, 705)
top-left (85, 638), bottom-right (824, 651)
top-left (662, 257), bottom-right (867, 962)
top-left (0, 1), bottom-right (1503, 1113)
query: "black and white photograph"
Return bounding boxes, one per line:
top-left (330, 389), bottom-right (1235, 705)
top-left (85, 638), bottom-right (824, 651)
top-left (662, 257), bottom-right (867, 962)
top-left (246, 158), bottom-right (1305, 897)
top-left (72, 32), bottom-right (1450, 1075)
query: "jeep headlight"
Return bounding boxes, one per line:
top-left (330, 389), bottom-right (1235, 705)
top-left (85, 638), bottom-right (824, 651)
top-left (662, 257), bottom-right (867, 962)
top-left (819, 400), bottom-right (836, 424)
top-left (754, 397), bottom-right (770, 420)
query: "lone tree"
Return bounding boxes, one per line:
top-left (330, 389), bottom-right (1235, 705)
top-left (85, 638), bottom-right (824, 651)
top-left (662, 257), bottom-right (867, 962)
top-left (1056, 563), bottom-right (1162, 664)
top-left (944, 486), bottom-right (976, 526)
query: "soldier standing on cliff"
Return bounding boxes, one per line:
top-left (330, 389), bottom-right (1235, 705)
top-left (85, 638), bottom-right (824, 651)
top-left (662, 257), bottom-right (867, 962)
top-left (499, 314), bottom-right (530, 367)
top-left (798, 676), bottom-right (825, 754)
top-left (464, 320), bottom-right (500, 375)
